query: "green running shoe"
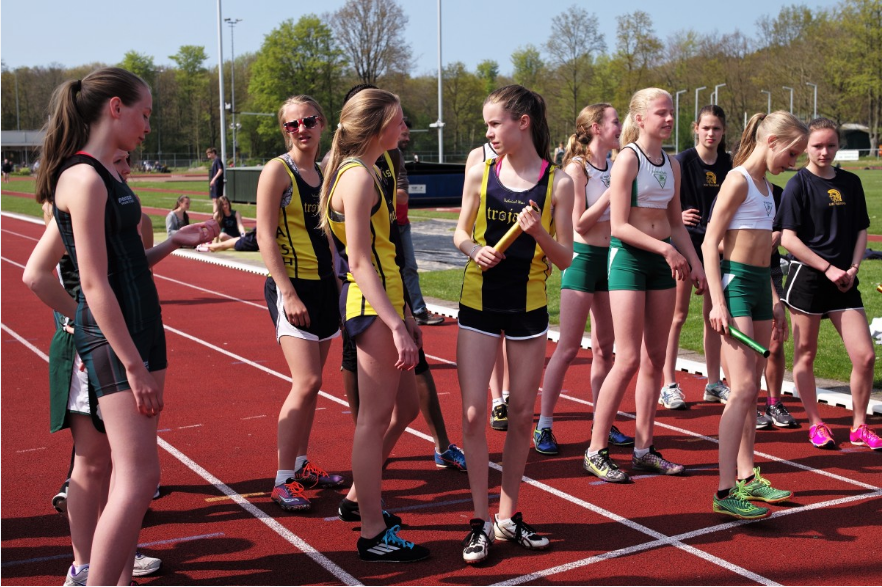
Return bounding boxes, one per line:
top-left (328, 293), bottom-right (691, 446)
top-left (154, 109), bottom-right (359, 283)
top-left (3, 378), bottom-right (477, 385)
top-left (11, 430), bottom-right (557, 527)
top-left (583, 448), bottom-right (631, 483)
top-left (713, 481), bottom-right (771, 520)
top-left (741, 467), bottom-right (792, 503)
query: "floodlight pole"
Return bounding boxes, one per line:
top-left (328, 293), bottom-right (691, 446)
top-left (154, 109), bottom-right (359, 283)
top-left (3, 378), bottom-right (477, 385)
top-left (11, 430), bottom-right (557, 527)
top-left (760, 90), bottom-right (771, 114)
top-left (675, 90), bottom-right (686, 153)
top-left (713, 83), bottom-right (726, 105)
top-left (783, 86), bottom-right (794, 114)
top-left (806, 82), bottom-right (817, 119)
top-left (434, 0), bottom-right (445, 163)
top-left (216, 0), bottom-right (227, 168)
top-left (694, 86), bottom-right (706, 144)
top-left (225, 17), bottom-right (242, 167)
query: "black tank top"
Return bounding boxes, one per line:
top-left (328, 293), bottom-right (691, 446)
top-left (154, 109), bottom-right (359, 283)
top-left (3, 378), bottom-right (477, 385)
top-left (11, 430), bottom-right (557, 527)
top-left (54, 153), bottom-right (161, 329)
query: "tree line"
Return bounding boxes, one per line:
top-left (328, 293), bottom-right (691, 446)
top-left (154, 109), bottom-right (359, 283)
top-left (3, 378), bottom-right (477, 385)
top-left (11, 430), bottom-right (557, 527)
top-left (2, 0), bottom-right (879, 165)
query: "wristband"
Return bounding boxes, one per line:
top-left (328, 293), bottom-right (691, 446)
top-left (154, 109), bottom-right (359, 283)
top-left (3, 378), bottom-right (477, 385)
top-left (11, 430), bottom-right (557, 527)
top-left (467, 243), bottom-right (480, 259)
top-left (823, 262), bottom-right (831, 273)
top-left (850, 263), bottom-right (860, 270)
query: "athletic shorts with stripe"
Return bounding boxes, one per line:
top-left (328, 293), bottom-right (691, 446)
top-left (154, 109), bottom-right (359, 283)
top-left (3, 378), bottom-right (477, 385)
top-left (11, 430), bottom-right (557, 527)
top-left (458, 305), bottom-right (549, 340)
top-left (265, 275), bottom-right (341, 342)
top-left (721, 260), bottom-right (772, 321)
top-left (561, 242), bottom-right (608, 293)
top-left (782, 261), bottom-right (864, 316)
top-left (607, 237), bottom-right (676, 291)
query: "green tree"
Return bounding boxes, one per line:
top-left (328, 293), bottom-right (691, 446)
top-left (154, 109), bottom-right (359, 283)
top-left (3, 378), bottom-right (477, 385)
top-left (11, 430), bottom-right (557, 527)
top-left (612, 10), bottom-right (663, 101)
top-left (476, 60), bottom-right (499, 94)
top-left (838, 0), bottom-right (882, 151)
top-left (443, 62), bottom-right (484, 156)
top-left (332, 0), bottom-right (411, 85)
top-left (119, 50), bottom-right (156, 86)
top-left (511, 45), bottom-right (545, 90)
top-left (170, 45), bottom-right (209, 157)
top-left (248, 16), bottom-right (345, 150)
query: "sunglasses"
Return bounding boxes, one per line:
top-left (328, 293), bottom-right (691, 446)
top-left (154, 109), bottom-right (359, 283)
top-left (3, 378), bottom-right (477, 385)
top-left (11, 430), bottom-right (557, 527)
top-left (283, 115), bottom-right (322, 132)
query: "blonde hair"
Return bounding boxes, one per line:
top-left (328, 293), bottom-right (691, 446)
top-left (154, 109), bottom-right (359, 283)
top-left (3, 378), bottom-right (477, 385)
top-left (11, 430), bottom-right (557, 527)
top-left (563, 103), bottom-right (612, 171)
top-left (277, 94), bottom-right (326, 151)
top-left (620, 87), bottom-right (672, 146)
top-left (732, 111), bottom-right (808, 167)
top-left (318, 89), bottom-right (401, 234)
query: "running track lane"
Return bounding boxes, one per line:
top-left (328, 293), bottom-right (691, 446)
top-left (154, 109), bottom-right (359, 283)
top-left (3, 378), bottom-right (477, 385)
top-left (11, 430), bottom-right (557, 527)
top-left (2, 214), bottom-right (881, 585)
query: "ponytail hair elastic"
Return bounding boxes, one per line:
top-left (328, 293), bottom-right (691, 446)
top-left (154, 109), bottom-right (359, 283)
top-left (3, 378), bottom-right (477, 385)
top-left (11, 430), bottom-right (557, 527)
top-left (73, 80), bottom-right (82, 93)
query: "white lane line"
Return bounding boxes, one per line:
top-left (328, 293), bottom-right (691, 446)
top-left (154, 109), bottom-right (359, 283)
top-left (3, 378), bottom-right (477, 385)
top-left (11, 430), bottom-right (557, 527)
top-left (153, 273), bottom-right (265, 310)
top-left (2, 256), bottom-right (27, 269)
top-left (1, 321), bottom-right (361, 587)
top-left (495, 489), bottom-right (882, 586)
top-left (1, 228), bottom-right (39, 241)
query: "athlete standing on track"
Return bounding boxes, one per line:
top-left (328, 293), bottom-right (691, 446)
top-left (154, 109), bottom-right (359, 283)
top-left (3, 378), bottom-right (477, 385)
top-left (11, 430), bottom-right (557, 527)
top-left (321, 88), bottom-right (430, 562)
top-left (455, 85), bottom-right (574, 564)
top-left (704, 111), bottom-right (805, 519)
top-left (535, 103), bottom-right (633, 455)
top-left (776, 118), bottom-right (881, 451)
top-left (256, 95), bottom-right (347, 515)
top-left (661, 105), bottom-right (732, 410)
top-left (33, 67), bottom-right (219, 585)
top-left (583, 88), bottom-right (706, 484)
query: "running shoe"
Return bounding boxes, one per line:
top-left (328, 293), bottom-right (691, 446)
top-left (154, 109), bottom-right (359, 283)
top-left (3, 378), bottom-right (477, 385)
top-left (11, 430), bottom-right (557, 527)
top-left (704, 381), bottom-right (731, 404)
top-left (849, 424), bottom-right (882, 451)
top-left (712, 481), bottom-right (771, 520)
top-left (756, 410), bottom-right (773, 430)
top-left (490, 402), bottom-right (508, 431)
top-left (659, 382), bottom-right (687, 409)
top-left (533, 428), bottom-right (559, 455)
top-left (64, 563), bottom-right (89, 586)
top-left (766, 401), bottom-right (796, 428)
top-left (53, 479), bottom-right (70, 514)
top-left (741, 467), bottom-right (792, 503)
top-left (462, 518), bottom-right (493, 564)
top-left (608, 425), bottom-right (635, 446)
top-left (195, 243), bottom-right (211, 252)
top-left (338, 498), bottom-right (402, 527)
top-left (293, 460), bottom-right (346, 489)
top-left (583, 448), bottom-right (631, 483)
top-left (357, 525), bottom-right (430, 562)
top-left (132, 551), bottom-right (162, 577)
top-left (270, 478), bottom-right (311, 512)
top-left (435, 443), bottom-right (467, 471)
top-left (413, 310), bottom-right (444, 326)
top-left (153, 483), bottom-right (161, 499)
top-left (493, 512), bottom-right (549, 549)
top-left (809, 422), bottom-right (836, 449)
top-left (632, 446), bottom-right (685, 475)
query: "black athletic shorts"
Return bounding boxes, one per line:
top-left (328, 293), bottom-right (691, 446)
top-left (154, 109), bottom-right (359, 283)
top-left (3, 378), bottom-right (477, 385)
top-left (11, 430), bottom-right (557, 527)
top-left (341, 329), bottom-right (429, 374)
top-left (782, 261), bottom-right (864, 316)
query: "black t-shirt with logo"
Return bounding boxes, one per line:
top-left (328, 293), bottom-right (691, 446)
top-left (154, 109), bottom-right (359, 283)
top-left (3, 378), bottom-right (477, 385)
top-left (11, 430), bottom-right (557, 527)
top-left (676, 147), bottom-right (732, 239)
top-left (774, 167), bottom-right (869, 269)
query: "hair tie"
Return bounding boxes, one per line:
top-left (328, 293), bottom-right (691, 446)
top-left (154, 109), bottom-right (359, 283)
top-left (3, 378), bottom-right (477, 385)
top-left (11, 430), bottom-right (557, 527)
top-left (337, 122), bottom-right (344, 133)
top-left (74, 80), bottom-right (82, 93)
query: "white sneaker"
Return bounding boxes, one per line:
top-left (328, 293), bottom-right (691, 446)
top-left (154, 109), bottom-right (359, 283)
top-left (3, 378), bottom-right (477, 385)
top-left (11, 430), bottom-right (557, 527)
top-left (132, 551), bottom-right (162, 577)
top-left (63, 563), bottom-right (88, 586)
top-left (659, 383), bottom-right (686, 409)
top-left (462, 518), bottom-right (494, 564)
top-left (493, 512), bottom-right (549, 549)
top-left (704, 381), bottom-right (731, 404)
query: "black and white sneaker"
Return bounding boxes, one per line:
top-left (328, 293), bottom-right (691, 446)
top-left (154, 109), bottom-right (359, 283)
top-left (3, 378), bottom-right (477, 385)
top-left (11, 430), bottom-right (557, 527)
top-left (493, 512), bottom-right (549, 550)
top-left (767, 401), bottom-right (796, 427)
top-left (338, 498), bottom-right (402, 527)
top-left (357, 525), bottom-right (430, 562)
top-left (462, 518), bottom-right (493, 564)
top-left (53, 479), bottom-right (70, 514)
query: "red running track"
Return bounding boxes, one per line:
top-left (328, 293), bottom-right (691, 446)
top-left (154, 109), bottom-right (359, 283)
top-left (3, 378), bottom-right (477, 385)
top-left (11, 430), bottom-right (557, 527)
top-left (2, 213), bottom-right (881, 586)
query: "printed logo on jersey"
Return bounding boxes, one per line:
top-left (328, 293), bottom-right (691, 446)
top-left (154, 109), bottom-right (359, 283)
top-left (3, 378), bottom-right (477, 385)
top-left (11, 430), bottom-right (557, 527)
top-left (600, 173), bottom-right (611, 188)
top-left (486, 206), bottom-right (521, 225)
top-left (705, 171), bottom-right (718, 186)
top-left (827, 188), bottom-right (845, 206)
top-left (118, 194), bottom-right (135, 205)
top-left (651, 170), bottom-right (667, 189)
top-left (764, 201), bottom-right (774, 216)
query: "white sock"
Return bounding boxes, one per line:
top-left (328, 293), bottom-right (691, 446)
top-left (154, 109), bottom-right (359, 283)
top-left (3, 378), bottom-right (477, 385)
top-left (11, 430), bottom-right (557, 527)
top-left (492, 397), bottom-right (504, 407)
top-left (634, 447), bottom-right (650, 458)
top-left (294, 455), bottom-right (308, 471)
top-left (483, 519), bottom-right (494, 536)
top-left (494, 513), bottom-right (512, 528)
top-left (502, 391), bottom-right (510, 403)
top-left (587, 449), bottom-right (600, 458)
top-left (275, 469), bottom-right (297, 485)
top-left (537, 415), bottom-right (553, 430)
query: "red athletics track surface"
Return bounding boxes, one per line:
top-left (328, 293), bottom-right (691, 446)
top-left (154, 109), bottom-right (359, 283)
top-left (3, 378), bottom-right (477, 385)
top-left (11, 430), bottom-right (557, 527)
top-left (2, 212), bottom-right (881, 586)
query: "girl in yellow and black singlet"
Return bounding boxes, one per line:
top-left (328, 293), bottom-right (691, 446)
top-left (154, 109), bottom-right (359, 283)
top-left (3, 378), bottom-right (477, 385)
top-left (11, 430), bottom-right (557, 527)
top-left (453, 85), bottom-right (574, 564)
top-left (256, 95), bottom-right (346, 517)
top-left (318, 88), bottom-right (429, 563)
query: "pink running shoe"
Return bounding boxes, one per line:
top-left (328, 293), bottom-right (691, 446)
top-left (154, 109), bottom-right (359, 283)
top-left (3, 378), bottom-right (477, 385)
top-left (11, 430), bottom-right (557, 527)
top-left (849, 424), bottom-right (882, 451)
top-left (809, 422), bottom-right (836, 449)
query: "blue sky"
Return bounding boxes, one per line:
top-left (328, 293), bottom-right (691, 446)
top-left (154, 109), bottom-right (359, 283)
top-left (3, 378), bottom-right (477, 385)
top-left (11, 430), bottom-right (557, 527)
top-left (2, 0), bottom-right (836, 75)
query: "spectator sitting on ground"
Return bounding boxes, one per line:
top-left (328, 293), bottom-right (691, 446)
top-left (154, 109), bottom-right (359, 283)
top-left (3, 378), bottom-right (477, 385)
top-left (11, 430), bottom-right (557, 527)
top-left (166, 195), bottom-right (191, 238)
top-left (213, 195), bottom-right (247, 242)
top-left (196, 229), bottom-right (259, 253)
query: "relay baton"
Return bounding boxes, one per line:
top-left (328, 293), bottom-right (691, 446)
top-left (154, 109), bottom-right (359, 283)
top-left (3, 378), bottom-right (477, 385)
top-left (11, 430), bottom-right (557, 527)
top-left (876, 284), bottom-right (882, 293)
top-left (493, 203), bottom-right (541, 254)
top-left (728, 326), bottom-right (770, 358)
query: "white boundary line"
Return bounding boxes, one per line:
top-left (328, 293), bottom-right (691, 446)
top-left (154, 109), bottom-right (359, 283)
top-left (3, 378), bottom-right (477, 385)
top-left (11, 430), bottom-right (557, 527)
top-left (0, 321), bottom-right (362, 587)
